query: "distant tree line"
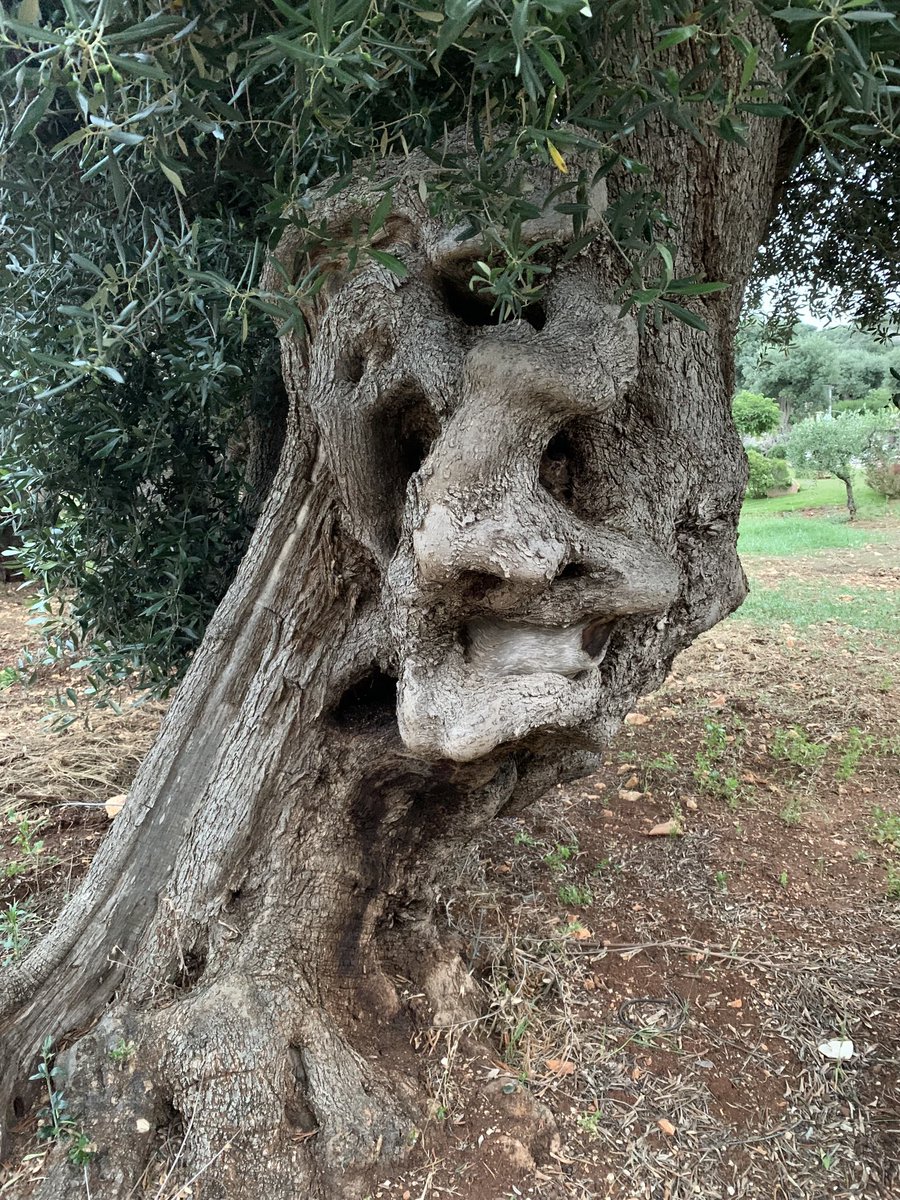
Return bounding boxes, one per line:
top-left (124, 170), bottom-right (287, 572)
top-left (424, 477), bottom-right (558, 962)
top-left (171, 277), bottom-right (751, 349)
top-left (733, 324), bottom-right (900, 515)
top-left (736, 322), bottom-right (900, 426)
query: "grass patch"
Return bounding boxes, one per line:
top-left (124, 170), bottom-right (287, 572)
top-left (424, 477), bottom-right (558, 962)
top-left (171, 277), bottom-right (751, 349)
top-left (733, 580), bottom-right (900, 634)
top-left (872, 807), bottom-right (900, 848)
top-left (738, 514), bottom-right (895, 556)
top-left (743, 476), bottom-right (894, 517)
top-left (739, 476), bottom-right (899, 556)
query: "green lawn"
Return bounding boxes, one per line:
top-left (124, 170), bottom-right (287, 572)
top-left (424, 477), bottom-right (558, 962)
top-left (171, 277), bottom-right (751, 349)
top-left (738, 514), bottom-right (896, 556)
top-left (735, 581), bottom-right (900, 633)
top-left (732, 472), bottom-right (900, 637)
top-left (739, 476), bottom-right (899, 556)
top-left (742, 475), bottom-right (892, 517)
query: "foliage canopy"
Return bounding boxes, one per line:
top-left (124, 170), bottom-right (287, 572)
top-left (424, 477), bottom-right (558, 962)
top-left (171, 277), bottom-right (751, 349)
top-left (1, 0), bottom-right (899, 695)
top-left (788, 410), bottom-right (898, 516)
top-left (732, 389), bottom-right (781, 435)
top-left (737, 322), bottom-right (900, 422)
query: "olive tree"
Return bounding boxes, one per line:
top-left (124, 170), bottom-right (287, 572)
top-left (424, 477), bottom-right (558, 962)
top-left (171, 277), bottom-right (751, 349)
top-left (736, 324), bottom-right (900, 424)
top-left (1, 2), bottom-right (899, 1198)
top-left (788, 410), bottom-right (898, 517)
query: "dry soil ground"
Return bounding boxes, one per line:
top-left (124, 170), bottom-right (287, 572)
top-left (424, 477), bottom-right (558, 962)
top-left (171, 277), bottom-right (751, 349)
top-left (1, 521), bottom-right (898, 1200)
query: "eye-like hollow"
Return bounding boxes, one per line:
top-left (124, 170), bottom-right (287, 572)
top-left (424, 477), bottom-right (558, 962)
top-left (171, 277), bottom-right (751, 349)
top-left (437, 265), bottom-right (546, 330)
top-left (374, 388), bottom-right (440, 550)
top-left (539, 427), bottom-right (578, 506)
top-left (393, 391), bottom-right (440, 490)
top-left (335, 341), bottom-right (369, 384)
top-left (438, 270), bottom-right (500, 327)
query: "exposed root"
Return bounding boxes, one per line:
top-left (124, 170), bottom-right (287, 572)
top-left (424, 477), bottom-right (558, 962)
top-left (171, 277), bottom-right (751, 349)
top-left (298, 1010), bottom-right (418, 1176)
top-left (420, 957), bottom-right (482, 1028)
top-left (14, 973), bottom-right (424, 1200)
top-left (24, 1014), bottom-right (162, 1200)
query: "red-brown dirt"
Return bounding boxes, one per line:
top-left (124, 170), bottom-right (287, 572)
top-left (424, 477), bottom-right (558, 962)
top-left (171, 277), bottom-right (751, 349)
top-left (1, 553), bottom-right (898, 1199)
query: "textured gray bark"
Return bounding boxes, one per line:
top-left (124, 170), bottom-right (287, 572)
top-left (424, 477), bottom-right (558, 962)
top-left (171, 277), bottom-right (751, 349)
top-left (0, 73), bottom-right (782, 1200)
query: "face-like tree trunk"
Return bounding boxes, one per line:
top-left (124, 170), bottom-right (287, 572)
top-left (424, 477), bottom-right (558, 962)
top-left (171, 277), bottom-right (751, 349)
top-left (0, 41), bottom-right (782, 1200)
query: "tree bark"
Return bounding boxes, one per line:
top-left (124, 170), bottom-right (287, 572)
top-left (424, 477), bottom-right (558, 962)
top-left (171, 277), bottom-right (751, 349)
top-left (0, 38), bottom-right (784, 1200)
top-left (838, 470), bottom-right (858, 519)
top-left (0, 518), bottom-right (23, 583)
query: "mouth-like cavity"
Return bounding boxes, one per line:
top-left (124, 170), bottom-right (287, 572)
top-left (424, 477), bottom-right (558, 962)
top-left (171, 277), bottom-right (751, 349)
top-left (463, 615), bottom-right (614, 678)
top-left (393, 530), bottom-right (680, 762)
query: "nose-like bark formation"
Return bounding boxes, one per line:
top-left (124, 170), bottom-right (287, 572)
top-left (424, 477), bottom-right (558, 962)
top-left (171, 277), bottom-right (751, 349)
top-left (413, 277), bottom-right (638, 588)
top-left (395, 277), bottom-right (680, 760)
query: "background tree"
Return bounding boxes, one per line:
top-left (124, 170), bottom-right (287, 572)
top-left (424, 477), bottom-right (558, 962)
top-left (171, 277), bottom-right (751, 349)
top-left (1, 3), bottom-right (899, 1199)
top-left (732, 389), bottom-right (781, 436)
top-left (745, 447), bottom-right (776, 497)
top-left (737, 324), bottom-right (900, 424)
top-left (748, 327), bottom-right (840, 422)
top-left (788, 411), bottom-right (897, 518)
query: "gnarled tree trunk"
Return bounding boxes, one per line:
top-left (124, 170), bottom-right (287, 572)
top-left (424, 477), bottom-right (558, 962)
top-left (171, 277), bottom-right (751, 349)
top-left (0, 63), bottom-right (782, 1200)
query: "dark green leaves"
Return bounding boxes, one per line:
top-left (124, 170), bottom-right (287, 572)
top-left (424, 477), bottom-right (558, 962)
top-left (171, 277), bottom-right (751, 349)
top-left (844, 9), bottom-right (900, 20)
top-left (367, 188), bottom-right (394, 237)
top-left (665, 280), bottom-right (729, 296)
top-left (434, 0), bottom-right (484, 60)
top-left (11, 86), bottom-right (52, 140)
top-left (771, 8), bottom-right (821, 22)
top-left (102, 14), bottom-right (191, 46)
top-left (366, 247), bottom-right (408, 277)
top-left (657, 299), bottom-right (709, 330)
top-left (656, 25), bottom-right (699, 50)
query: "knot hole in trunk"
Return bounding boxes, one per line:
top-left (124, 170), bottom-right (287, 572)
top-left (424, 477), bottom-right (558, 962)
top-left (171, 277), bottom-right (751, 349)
top-left (332, 666), bottom-right (399, 733)
top-left (437, 266), bottom-right (546, 330)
